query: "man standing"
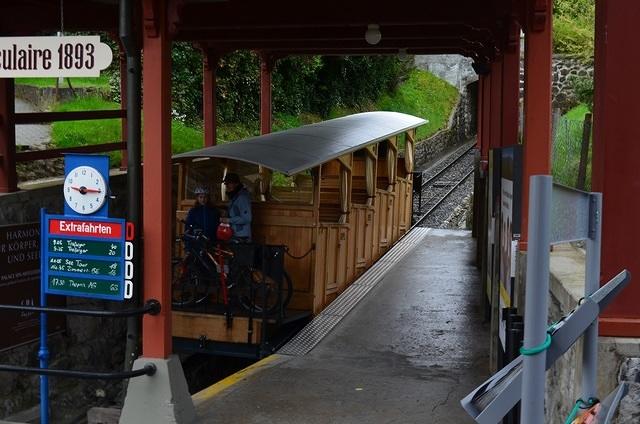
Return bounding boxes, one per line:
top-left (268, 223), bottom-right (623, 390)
top-left (221, 173), bottom-right (252, 242)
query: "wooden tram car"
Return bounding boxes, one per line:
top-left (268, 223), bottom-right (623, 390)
top-left (171, 111), bottom-right (426, 350)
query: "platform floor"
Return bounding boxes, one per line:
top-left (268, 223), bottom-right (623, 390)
top-left (193, 229), bottom-right (490, 423)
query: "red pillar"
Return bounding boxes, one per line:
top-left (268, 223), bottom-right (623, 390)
top-left (0, 78), bottom-right (17, 193)
top-left (481, 73), bottom-right (492, 159)
top-left (520, 4), bottom-right (553, 249)
top-left (142, 0), bottom-right (172, 358)
top-left (202, 49), bottom-right (218, 147)
top-left (489, 59), bottom-right (503, 149)
top-left (119, 49), bottom-right (128, 169)
top-left (259, 53), bottom-right (274, 135)
top-left (477, 76), bottom-right (485, 156)
top-left (593, 0), bottom-right (640, 337)
top-left (501, 26), bottom-right (521, 147)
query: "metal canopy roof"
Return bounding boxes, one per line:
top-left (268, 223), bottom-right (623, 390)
top-left (0, 1), bottom-right (525, 61)
top-left (173, 111), bottom-right (427, 176)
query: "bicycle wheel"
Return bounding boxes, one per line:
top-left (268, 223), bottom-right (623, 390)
top-left (171, 257), bottom-right (212, 307)
top-left (237, 269), bottom-right (293, 315)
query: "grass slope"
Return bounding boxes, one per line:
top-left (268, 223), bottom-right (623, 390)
top-left (552, 103), bottom-right (592, 189)
top-left (48, 68), bottom-right (459, 165)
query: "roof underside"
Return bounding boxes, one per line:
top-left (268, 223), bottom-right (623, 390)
top-left (172, 112), bottom-right (427, 175)
top-left (0, 0), bottom-right (525, 62)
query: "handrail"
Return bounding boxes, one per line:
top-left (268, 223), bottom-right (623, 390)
top-left (0, 363), bottom-right (156, 380)
top-left (0, 300), bottom-right (160, 380)
top-left (16, 142), bottom-right (126, 162)
top-left (15, 110), bottom-right (126, 124)
top-left (0, 299), bottom-right (161, 317)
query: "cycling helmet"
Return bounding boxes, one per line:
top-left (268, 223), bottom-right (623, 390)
top-left (194, 186), bottom-right (209, 195)
top-left (216, 223), bottom-right (233, 241)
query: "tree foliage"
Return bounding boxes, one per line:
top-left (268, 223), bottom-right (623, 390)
top-left (169, 43), bottom-right (411, 125)
top-left (553, 0), bottom-right (595, 62)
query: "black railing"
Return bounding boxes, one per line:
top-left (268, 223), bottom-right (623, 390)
top-left (0, 299), bottom-right (160, 379)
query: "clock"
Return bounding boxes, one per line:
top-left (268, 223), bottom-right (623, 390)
top-left (63, 165), bottom-right (108, 215)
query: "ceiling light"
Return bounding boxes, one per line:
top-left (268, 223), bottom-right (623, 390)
top-left (365, 24), bottom-right (381, 45)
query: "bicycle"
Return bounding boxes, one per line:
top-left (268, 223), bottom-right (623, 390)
top-left (171, 227), bottom-right (294, 316)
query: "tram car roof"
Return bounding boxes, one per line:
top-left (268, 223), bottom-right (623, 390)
top-left (173, 111), bottom-right (427, 176)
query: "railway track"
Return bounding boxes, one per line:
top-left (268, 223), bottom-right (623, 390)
top-left (412, 142), bottom-right (476, 228)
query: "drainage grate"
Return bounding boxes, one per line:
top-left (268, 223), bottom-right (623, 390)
top-left (278, 227), bottom-right (431, 356)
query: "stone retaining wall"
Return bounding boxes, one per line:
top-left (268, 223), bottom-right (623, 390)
top-left (414, 80), bottom-right (478, 171)
top-left (15, 85), bottom-right (109, 111)
top-left (0, 174), bottom-right (131, 422)
top-left (519, 54), bottom-right (593, 112)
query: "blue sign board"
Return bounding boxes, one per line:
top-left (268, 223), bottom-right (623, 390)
top-left (41, 213), bottom-right (126, 301)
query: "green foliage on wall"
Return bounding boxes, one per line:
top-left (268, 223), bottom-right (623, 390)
top-left (553, 0), bottom-right (595, 61)
top-left (169, 43), bottom-right (411, 126)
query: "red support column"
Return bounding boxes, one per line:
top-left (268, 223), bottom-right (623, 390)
top-left (477, 76), bottom-right (485, 156)
top-left (142, 0), bottom-right (172, 358)
top-left (481, 73), bottom-right (492, 159)
top-left (119, 49), bottom-right (128, 169)
top-left (260, 53), bottom-right (274, 135)
top-left (593, 0), bottom-right (640, 337)
top-left (490, 59), bottom-right (503, 149)
top-left (501, 24), bottom-right (521, 147)
top-left (202, 49), bottom-right (218, 147)
top-left (520, 4), bottom-right (553, 250)
top-left (0, 78), bottom-right (17, 193)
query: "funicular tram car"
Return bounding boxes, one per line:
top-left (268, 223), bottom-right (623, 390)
top-left (171, 111), bottom-right (426, 355)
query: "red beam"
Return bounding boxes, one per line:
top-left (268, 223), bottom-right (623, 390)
top-left (15, 142), bottom-right (126, 162)
top-left (0, 78), bottom-right (17, 193)
top-left (142, 0), bottom-right (172, 359)
top-left (179, 1), bottom-right (497, 29)
top-left (176, 24), bottom-right (499, 44)
top-left (15, 110), bottom-right (126, 124)
top-left (198, 38), bottom-right (492, 51)
top-left (593, 0), bottom-right (640, 337)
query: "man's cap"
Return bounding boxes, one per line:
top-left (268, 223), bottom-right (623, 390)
top-left (194, 186), bottom-right (209, 195)
top-left (223, 173), bottom-right (241, 184)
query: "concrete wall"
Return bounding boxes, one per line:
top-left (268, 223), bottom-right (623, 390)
top-left (0, 173), bottom-right (132, 422)
top-left (15, 85), bottom-right (109, 111)
top-left (414, 55), bottom-right (477, 93)
top-left (514, 246), bottom-right (640, 423)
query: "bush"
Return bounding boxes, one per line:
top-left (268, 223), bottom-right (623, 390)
top-left (553, 0), bottom-right (595, 61)
top-left (569, 76), bottom-right (594, 111)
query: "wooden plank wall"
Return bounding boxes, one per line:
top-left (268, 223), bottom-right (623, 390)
top-left (252, 203), bottom-right (317, 311)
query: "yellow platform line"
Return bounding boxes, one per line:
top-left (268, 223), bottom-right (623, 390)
top-left (192, 354), bottom-right (284, 406)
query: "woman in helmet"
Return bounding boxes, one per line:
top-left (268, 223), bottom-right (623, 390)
top-left (185, 186), bottom-right (220, 243)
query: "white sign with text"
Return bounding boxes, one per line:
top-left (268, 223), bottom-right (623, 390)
top-left (0, 36), bottom-right (112, 78)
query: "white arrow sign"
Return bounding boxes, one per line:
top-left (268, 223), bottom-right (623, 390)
top-left (0, 36), bottom-right (113, 78)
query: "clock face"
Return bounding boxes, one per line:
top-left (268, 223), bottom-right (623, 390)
top-left (63, 165), bottom-right (108, 215)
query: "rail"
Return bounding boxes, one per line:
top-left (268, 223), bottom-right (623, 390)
top-left (411, 142), bottom-right (476, 228)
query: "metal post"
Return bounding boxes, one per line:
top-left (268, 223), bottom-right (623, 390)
top-left (582, 193), bottom-right (602, 400)
top-left (520, 175), bottom-right (552, 424)
top-left (39, 208), bottom-right (49, 424)
top-left (120, 0), bottom-right (143, 371)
